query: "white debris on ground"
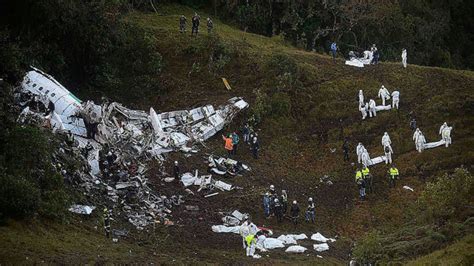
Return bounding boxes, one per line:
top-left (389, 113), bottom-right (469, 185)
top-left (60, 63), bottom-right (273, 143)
top-left (311, 232), bottom-right (336, 243)
top-left (403, 186), bottom-right (414, 192)
top-left (277, 235), bottom-right (298, 245)
top-left (285, 245), bottom-right (307, 253)
top-left (68, 204), bottom-right (96, 215)
top-left (14, 67), bottom-right (248, 230)
top-left (345, 50), bottom-right (373, 68)
top-left (313, 243), bottom-right (330, 252)
top-left (208, 155), bottom-right (251, 176)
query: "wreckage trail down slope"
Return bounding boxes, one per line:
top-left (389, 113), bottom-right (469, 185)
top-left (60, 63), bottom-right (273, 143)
top-left (1, 3), bottom-right (474, 264)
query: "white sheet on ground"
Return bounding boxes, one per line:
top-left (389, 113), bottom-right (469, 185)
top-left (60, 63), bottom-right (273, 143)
top-left (403, 186), bottom-right (414, 192)
top-left (277, 235), bottom-right (297, 245)
top-left (423, 140), bottom-right (445, 149)
top-left (314, 243), bottom-right (330, 252)
top-left (263, 238), bottom-right (285, 249)
top-left (285, 245), bottom-right (307, 253)
top-left (345, 59), bottom-right (364, 68)
top-left (286, 233), bottom-right (308, 240)
top-left (211, 225), bottom-right (240, 234)
top-left (311, 232), bottom-right (336, 243)
top-left (69, 204), bottom-right (95, 215)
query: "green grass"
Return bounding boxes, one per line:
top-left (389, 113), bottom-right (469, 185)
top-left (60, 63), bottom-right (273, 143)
top-left (406, 234), bottom-right (474, 265)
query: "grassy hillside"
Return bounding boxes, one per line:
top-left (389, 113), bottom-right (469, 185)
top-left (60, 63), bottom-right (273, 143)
top-left (1, 3), bottom-right (473, 264)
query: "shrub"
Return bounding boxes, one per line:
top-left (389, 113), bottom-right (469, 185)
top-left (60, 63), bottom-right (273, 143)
top-left (0, 173), bottom-right (40, 220)
top-left (353, 230), bottom-right (384, 264)
top-left (270, 92), bottom-right (291, 117)
top-left (417, 168), bottom-right (474, 222)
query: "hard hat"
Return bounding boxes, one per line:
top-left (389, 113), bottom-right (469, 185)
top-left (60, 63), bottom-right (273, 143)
top-left (293, 200), bottom-right (297, 204)
top-left (308, 197), bottom-right (313, 201)
top-left (270, 185), bottom-right (275, 190)
top-left (274, 198), bottom-right (279, 203)
top-left (174, 161), bottom-right (178, 165)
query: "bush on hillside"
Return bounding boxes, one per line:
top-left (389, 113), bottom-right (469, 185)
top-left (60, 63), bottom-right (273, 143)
top-left (417, 168), bottom-right (474, 222)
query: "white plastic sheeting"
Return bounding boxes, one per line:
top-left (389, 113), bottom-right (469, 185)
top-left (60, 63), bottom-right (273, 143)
top-left (277, 235), bottom-right (298, 245)
top-left (211, 225), bottom-right (241, 234)
top-left (285, 245), bottom-right (307, 253)
top-left (314, 243), bottom-right (330, 252)
top-left (375, 105), bottom-right (392, 111)
top-left (286, 234), bottom-right (308, 240)
top-left (263, 238), bottom-right (285, 249)
top-left (423, 140), bottom-right (446, 149)
top-left (311, 233), bottom-right (336, 243)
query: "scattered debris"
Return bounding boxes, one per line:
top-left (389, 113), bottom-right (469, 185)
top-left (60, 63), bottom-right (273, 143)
top-left (277, 235), bottom-right (297, 245)
top-left (185, 205), bottom-right (200, 211)
top-left (15, 67), bottom-right (248, 230)
top-left (208, 155), bottom-right (251, 176)
top-left (68, 204), bottom-right (96, 215)
top-left (403, 186), bottom-right (414, 192)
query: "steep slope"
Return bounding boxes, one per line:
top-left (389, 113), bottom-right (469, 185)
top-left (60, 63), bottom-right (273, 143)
top-left (1, 3), bottom-right (473, 264)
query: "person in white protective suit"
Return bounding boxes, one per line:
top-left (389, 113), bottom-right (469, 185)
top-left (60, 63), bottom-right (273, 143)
top-left (359, 103), bottom-right (368, 120)
top-left (245, 234), bottom-right (257, 257)
top-left (413, 128), bottom-right (421, 143)
top-left (416, 132), bottom-right (426, 153)
top-left (356, 143), bottom-right (365, 164)
top-left (358, 90), bottom-right (364, 106)
top-left (381, 132), bottom-right (392, 147)
top-left (239, 219), bottom-right (250, 248)
top-left (384, 144), bottom-right (394, 164)
top-left (391, 90), bottom-right (400, 109)
top-left (378, 85), bottom-right (391, 106)
top-left (361, 150), bottom-right (371, 167)
top-left (439, 122), bottom-right (448, 136)
top-left (442, 126), bottom-right (452, 147)
top-left (401, 49), bottom-right (407, 68)
top-left (368, 99), bottom-right (377, 117)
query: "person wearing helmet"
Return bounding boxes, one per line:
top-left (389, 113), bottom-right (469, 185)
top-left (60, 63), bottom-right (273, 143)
top-left (251, 136), bottom-right (260, 159)
top-left (274, 198), bottom-right (283, 222)
top-left (290, 200), bottom-right (300, 226)
top-left (173, 161), bottom-right (180, 180)
top-left (179, 15), bottom-right (187, 33)
top-left (207, 17), bottom-right (214, 34)
top-left (305, 197), bottom-right (315, 223)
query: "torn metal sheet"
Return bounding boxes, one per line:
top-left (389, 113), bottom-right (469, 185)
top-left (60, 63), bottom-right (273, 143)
top-left (214, 180), bottom-right (233, 191)
top-left (68, 204), bottom-right (96, 215)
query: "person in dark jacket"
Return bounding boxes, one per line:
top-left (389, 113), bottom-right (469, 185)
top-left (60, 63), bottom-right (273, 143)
top-left (274, 198), bottom-right (283, 223)
top-left (191, 13), bottom-right (200, 36)
top-left (173, 161), bottom-right (180, 180)
top-left (290, 200), bottom-right (300, 226)
top-left (343, 139), bottom-right (349, 161)
top-left (251, 136), bottom-right (259, 159)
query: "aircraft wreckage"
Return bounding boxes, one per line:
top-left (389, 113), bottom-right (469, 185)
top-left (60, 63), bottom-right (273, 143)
top-left (15, 67), bottom-right (248, 229)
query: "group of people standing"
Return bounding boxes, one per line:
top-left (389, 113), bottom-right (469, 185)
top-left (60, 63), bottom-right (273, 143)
top-left (179, 13), bottom-right (213, 36)
top-left (222, 123), bottom-right (260, 159)
top-left (262, 185), bottom-right (316, 226)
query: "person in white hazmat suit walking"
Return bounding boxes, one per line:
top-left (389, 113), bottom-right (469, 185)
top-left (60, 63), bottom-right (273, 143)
top-left (402, 49), bottom-right (407, 68)
top-left (378, 85), bottom-right (391, 106)
top-left (439, 122), bottom-right (448, 136)
top-left (391, 90), bottom-right (400, 109)
top-left (361, 150), bottom-right (371, 167)
top-left (442, 126), bottom-right (452, 147)
top-left (358, 90), bottom-right (364, 106)
top-left (416, 132), bottom-right (427, 153)
top-left (381, 132), bottom-right (392, 148)
top-left (356, 143), bottom-right (365, 164)
top-left (359, 103), bottom-right (368, 120)
top-left (413, 128), bottom-right (421, 143)
top-left (239, 219), bottom-right (250, 248)
top-left (368, 99), bottom-right (377, 117)
top-left (384, 144), bottom-right (394, 164)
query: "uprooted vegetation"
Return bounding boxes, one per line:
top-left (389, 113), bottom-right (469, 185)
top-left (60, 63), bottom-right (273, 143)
top-left (1, 2), bottom-right (474, 264)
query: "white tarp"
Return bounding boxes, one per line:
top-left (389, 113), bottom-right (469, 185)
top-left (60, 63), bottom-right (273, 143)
top-left (423, 140), bottom-right (446, 149)
top-left (311, 233), bottom-right (336, 243)
top-left (277, 235), bottom-right (298, 245)
top-left (375, 105), bottom-right (392, 111)
top-left (211, 225), bottom-right (240, 234)
top-left (403, 186), bottom-right (414, 192)
top-left (285, 245), bottom-right (307, 253)
top-left (314, 243), bottom-right (330, 252)
top-left (345, 59), bottom-right (364, 68)
top-left (286, 234), bottom-right (308, 240)
top-left (367, 155), bottom-right (386, 166)
top-left (263, 238), bottom-right (285, 249)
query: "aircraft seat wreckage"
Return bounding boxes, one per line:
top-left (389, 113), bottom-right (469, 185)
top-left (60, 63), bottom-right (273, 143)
top-left (15, 67), bottom-right (248, 229)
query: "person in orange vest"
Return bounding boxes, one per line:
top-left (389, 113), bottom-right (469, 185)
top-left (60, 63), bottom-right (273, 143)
top-left (222, 134), bottom-right (234, 156)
